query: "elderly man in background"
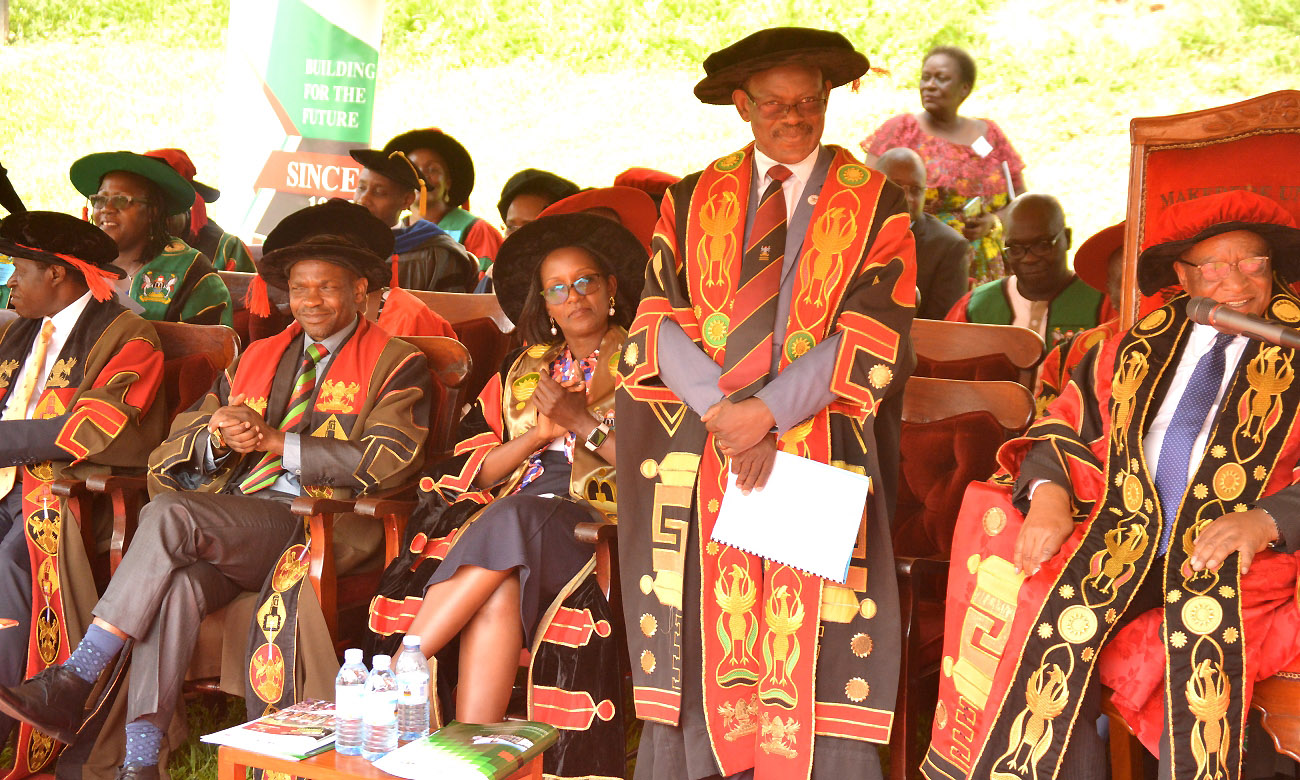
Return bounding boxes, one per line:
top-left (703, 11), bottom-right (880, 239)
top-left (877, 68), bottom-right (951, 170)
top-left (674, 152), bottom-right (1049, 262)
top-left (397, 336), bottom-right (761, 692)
top-left (874, 147), bottom-right (971, 318)
top-left (618, 26), bottom-right (916, 780)
top-left (946, 192), bottom-right (1110, 346)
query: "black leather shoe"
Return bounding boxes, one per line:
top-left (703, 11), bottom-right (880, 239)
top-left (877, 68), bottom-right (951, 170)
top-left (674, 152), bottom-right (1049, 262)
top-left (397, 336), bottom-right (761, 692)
top-left (0, 664), bottom-right (92, 744)
top-left (116, 765), bottom-right (160, 780)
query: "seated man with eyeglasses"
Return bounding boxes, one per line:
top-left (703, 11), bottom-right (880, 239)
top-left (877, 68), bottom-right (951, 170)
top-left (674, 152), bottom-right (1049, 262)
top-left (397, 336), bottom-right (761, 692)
top-left (922, 189), bottom-right (1300, 780)
top-left (944, 192), bottom-right (1111, 347)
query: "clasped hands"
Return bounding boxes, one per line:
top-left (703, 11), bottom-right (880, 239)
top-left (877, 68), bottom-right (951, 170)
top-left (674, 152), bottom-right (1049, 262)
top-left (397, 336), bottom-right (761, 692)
top-left (208, 393), bottom-right (285, 456)
top-left (1015, 481), bottom-right (1279, 576)
top-left (702, 397), bottom-right (777, 495)
top-left (530, 372), bottom-right (590, 443)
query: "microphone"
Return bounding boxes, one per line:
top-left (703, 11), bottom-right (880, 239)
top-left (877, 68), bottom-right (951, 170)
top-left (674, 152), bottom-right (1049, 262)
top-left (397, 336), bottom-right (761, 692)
top-left (1185, 297), bottom-right (1300, 349)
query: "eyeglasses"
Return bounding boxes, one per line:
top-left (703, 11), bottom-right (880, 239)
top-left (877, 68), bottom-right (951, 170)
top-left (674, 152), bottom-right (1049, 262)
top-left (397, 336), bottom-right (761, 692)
top-left (89, 194), bottom-right (151, 211)
top-left (541, 274), bottom-right (604, 305)
top-left (1175, 255), bottom-right (1270, 282)
top-left (745, 93), bottom-right (827, 120)
top-left (1002, 229), bottom-right (1065, 261)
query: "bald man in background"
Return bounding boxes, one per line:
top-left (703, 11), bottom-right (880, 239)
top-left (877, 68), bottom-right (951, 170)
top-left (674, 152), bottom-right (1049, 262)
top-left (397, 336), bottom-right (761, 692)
top-left (945, 192), bottom-right (1109, 347)
top-left (874, 148), bottom-right (970, 318)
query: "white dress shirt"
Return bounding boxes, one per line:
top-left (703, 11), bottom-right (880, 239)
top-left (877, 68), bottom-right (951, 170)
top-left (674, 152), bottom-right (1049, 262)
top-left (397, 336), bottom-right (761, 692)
top-left (752, 145), bottom-right (820, 222)
top-left (1, 291), bottom-right (93, 420)
top-left (1030, 323), bottom-right (1249, 500)
top-left (1143, 323), bottom-right (1248, 482)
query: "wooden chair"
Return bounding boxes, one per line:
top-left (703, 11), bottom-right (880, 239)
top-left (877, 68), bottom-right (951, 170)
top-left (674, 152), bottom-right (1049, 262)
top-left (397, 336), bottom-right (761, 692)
top-left (54, 322), bottom-right (237, 584)
top-left (910, 319), bottom-right (1045, 389)
top-left (218, 270), bottom-right (290, 346)
top-left (889, 376), bottom-right (1036, 780)
top-left (406, 291), bottom-right (514, 405)
top-left (300, 335), bottom-right (471, 645)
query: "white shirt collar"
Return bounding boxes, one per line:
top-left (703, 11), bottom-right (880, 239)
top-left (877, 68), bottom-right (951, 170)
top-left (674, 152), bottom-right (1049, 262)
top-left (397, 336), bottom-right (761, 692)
top-left (752, 145), bottom-right (821, 189)
top-left (44, 290), bottom-right (94, 337)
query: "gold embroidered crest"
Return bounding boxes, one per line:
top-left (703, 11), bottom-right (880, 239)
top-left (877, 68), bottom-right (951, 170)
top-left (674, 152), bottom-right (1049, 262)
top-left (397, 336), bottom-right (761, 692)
top-left (45, 357), bottom-right (76, 389)
top-left (1213, 462), bottom-right (1247, 501)
top-left (512, 372), bottom-right (540, 410)
top-left (0, 359), bottom-right (19, 387)
top-left (1182, 596), bottom-right (1224, 636)
top-left (245, 396), bottom-right (269, 417)
top-left (759, 713), bottom-right (800, 758)
top-left (1083, 523), bottom-right (1146, 597)
top-left (868, 364), bottom-right (893, 389)
top-left (1057, 605), bottom-right (1098, 644)
top-left (27, 730), bottom-right (55, 770)
top-left (316, 379), bottom-right (359, 413)
top-left (983, 507), bottom-right (1007, 536)
top-left (623, 342), bottom-right (639, 368)
top-left (1236, 345), bottom-right (1293, 451)
top-left (1186, 658), bottom-right (1231, 777)
top-left (310, 414), bottom-right (350, 440)
top-left (36, 606), bottom-right (60, 664)
top-left (719, 696), bottom-right (758, 741)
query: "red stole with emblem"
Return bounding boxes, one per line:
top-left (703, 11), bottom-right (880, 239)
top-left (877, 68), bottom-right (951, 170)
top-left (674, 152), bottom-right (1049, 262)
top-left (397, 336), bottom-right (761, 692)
top-left (236, 318), bottom-right (387, 717)
top-left (682, 144), bottom-right (897, 777)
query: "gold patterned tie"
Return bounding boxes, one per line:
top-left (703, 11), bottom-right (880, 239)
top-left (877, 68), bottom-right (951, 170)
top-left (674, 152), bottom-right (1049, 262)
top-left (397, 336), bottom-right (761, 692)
top-left (0, 321), bottom-right (55, 499)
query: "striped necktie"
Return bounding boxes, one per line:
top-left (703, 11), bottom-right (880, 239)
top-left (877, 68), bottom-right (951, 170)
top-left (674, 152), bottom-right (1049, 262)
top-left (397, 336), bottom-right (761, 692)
top-left (239, 342), bottom-right (329, 494)
top-left (0, 321), bottom-right (55, 500)
top-left (1153, 331), bottom-right (1234, 555)
top-left (718, 163), bottom-right (792, 399)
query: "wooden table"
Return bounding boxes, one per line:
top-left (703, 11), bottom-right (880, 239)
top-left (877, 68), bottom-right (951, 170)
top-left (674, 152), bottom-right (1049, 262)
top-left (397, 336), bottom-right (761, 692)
top-left (217, 745), bottom-right (543, 780)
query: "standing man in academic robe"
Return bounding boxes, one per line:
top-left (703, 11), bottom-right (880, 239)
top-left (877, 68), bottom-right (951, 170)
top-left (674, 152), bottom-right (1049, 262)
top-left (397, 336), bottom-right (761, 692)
top-left (0, 199), bottom-right (431, 779)
top-left (617, 27), bottom-right (917, 780)
top-left (0, 212), bottom-right (166, 776)
top-left (922, 190), bottom-right (1300, 780)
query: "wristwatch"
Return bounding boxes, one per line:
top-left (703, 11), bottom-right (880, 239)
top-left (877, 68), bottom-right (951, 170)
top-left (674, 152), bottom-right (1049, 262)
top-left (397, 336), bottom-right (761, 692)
top-left (584, 422), bottom-right (611, 452)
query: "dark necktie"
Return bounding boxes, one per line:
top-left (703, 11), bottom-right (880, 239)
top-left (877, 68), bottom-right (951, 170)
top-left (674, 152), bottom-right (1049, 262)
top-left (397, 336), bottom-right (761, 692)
top-left (719, 164), bottom-right (792, 399)
top-left (239, 342), bottom-right (330, 494)
top-left (1153, 332), bottom-right (1235, 554)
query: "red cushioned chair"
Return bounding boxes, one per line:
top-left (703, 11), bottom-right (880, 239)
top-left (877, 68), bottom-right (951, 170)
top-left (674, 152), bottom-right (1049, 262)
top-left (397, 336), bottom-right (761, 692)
top-left (890, 376), bottom-right (1036, 780)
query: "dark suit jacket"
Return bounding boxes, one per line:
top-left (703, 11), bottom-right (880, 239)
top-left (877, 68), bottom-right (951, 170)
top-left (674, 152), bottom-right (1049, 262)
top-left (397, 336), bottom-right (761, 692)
top-left (913, 212), bottom-right (971, 320)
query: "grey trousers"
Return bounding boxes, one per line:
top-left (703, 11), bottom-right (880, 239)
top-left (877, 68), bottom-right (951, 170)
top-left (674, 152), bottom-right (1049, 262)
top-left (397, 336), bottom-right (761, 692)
top-left (0, 490), bottom-right (28, 744)
top-left (92, 490), bottom-right (298, 727)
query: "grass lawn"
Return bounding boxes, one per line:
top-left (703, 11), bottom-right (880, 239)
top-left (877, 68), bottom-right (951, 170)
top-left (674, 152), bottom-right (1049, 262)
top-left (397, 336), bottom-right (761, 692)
top-left (1, 0), bottom-right (1296, 248)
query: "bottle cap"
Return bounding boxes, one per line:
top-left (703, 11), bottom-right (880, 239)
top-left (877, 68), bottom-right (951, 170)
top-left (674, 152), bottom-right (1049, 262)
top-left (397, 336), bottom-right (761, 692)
top-left (372, 654), bottom-right (391, 669)
top-left (402, 635), bottom-right (421, 649)
top-left (344, 648), bottom-right (363, 663)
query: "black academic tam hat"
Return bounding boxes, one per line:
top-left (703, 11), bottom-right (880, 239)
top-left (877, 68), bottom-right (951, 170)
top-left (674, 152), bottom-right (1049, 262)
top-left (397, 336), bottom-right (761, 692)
top-left (0, 211), bottom-right (123, 278)
top-left (694, 27), bottom-right (869, 105)
top-left (349, 148), bottom-right (422, 192)
top-left (257, 199), bottom-right (392, 291)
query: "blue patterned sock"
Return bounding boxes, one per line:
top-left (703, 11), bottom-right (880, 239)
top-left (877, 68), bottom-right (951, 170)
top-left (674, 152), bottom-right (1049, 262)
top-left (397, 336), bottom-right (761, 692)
top-left (64, 624), bottom-right (125, 684)
top-left (123, 720), bottom-right (163, 767)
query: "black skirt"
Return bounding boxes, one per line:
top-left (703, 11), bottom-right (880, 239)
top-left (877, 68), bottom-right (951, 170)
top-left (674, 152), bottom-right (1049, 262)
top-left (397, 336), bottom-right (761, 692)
top-left (424, 454), bottom-right (595, 644)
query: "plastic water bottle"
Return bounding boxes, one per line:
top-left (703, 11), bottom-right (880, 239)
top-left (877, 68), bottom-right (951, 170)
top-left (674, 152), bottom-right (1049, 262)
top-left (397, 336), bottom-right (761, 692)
top-left (334, 648), bottom-right (368, 756)
top-left (394, 635), bottom-right (431, 741)
top-left (361, 654), bottom-right (399, 761)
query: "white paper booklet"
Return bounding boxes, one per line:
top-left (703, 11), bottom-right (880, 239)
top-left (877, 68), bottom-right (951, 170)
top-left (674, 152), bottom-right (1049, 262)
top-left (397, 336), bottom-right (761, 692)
top-left (709, 450), bottom-right (870, 583)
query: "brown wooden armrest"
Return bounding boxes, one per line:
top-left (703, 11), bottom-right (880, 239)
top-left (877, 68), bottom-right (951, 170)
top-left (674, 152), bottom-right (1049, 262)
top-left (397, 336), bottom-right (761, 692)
top-left (574, 520), bottom-right (617, 546)
top-left (290, 495), bottom-right (358, 516)
top-left (50, 479), bottom-right (90, 499)
top-left (353, 484), bottom-right (419, 518)
top-left (85, 473), bottom-right (148, 494)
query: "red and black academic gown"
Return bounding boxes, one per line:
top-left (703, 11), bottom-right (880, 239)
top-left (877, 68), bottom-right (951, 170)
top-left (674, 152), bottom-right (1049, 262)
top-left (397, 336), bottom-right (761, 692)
top-left (0, 299), bottom-right (165, 780)
top-left (146, 317), bottom-right (431, 724)
top-left (923, 288), bottom-right (1300, 780)
top-left (618, 143), bottom-right (916, 780)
